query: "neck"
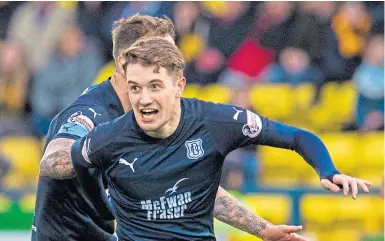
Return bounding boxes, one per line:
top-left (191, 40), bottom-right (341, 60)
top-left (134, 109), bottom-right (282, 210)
top-left (110, 69), bottom-right (132, 112)
top-left (145, 100), bottom-right (182, 139)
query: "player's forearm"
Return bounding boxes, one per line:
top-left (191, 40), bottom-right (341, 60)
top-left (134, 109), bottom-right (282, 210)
top-left (214, 187), bottom-right (269, 238)
top-left (293, 129), bottom-right (340, 178)
top-left (39, 138), bottom-right (76, 179)
top-left (70, 137), bottom-right (115, 220)
top-left (258, 118), bottom-right (340, 179)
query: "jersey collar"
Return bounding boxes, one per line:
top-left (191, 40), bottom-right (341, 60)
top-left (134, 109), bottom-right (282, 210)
top-left (105, 78), bottom-right (125, 115)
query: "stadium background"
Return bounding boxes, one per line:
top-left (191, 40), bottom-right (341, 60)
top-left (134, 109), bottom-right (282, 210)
top-left (0, 1), bottom-right (383, 240)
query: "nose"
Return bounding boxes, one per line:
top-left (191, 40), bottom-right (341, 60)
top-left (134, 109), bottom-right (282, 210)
top-left (139, 89), bottom-right (153, 106)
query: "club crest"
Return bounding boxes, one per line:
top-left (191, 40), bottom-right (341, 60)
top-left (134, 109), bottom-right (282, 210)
top-left (185, 139), bottom-right (204, 160)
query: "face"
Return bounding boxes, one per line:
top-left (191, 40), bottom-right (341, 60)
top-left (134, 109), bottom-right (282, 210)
top-left (365, 37), bottom-right (384, 65)
top-left (115, 34), bottom-right (176, 112)
top-left (59, 26), bottom-right (84, 57)
top-left (126, 63), bottom-right (185, 137)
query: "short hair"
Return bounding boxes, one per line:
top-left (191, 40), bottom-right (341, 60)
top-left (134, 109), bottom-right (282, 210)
top-left (111, 14), bottom-right (175, 60)
top-left (121, 37), bottom-right (185, 78)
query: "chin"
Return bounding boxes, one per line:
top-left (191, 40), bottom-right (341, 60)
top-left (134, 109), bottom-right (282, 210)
top-left (138, 122), bottom-right (161, 132)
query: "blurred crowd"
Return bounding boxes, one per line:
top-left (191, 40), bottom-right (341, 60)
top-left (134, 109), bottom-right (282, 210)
top-left (0, 1), bottom-right (383, 190)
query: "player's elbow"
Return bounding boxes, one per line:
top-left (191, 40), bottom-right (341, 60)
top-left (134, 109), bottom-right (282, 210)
top-left (39, 154), bottom-right (54, 178)
top-left (39, 138), bottom-right (76, 179)
top-left (292, 129), bottom-right (324, 152)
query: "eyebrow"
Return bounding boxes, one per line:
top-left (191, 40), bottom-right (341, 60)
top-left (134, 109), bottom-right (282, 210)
top-left (149, 79), bottom-right (163, 84)
top-left (127, 79), bottom-right (163, 85)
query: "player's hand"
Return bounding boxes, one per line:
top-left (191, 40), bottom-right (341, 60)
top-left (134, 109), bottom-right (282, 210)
top-left (320, 173), bottom-right (372, 199)
top-left (260, 224), bottom-right (308, 241)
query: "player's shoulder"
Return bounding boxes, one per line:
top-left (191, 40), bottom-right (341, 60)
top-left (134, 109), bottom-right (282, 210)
top-left (55, 81), bottom-right (113, 123)
top-left (54, 102), bottom-right (106, 128)
top-left (49, 82), bottom-right (114, 137)
top-left (108, 110), bottom-right (133, 128)
top-left (76, 80), bottom-right (111, 105)
top-left (90, 111), bottom-right (133, 140)
top-left (182, 98), bottom-right (238, 123)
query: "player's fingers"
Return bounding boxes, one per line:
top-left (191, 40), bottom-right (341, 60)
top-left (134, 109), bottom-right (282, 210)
top-left (320, 179), bottom-right (340, 192)
top-left (282, 225), bottom-right (303, 233)
top-left (342, 177), bottom-right (350, 196)
top-left (286, 233), bottom-right (305, 241)
top-left (287, 233), bottom-right (296, 241)
top-left (350, 179), bottom-right (358, 199)
top-left (291, 233), bottom-right (309, 241)
top-left (281, 233), bottom-right (294, 241)
top-left (362, 179), bottom-right (373, 187)
top-left (357, 180), bottom-right (370, 193)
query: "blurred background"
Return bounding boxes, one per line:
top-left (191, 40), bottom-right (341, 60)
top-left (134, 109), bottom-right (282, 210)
top-left (0, 1), bottom-right (383, 241)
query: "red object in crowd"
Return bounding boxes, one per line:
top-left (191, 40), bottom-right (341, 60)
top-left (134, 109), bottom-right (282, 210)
top-left (227, 39), bottom-right (273, 79)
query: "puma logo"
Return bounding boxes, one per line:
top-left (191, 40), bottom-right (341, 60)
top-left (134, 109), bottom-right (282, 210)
top-left (119, 158), bottom-right (137, 173)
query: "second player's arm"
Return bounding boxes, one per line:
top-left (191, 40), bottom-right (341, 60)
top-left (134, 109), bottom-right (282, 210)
top-left (39, 138), bottom-right (76, 179)
top-left (214, 187), bottom-right (307, 241)
top-left (39, 106), bottom-right (108, 180)
top-left (214, 187), bottom-right (269, 238)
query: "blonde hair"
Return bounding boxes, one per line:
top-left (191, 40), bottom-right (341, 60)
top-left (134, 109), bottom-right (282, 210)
top-left (111, 14), bottom-right (175, 59)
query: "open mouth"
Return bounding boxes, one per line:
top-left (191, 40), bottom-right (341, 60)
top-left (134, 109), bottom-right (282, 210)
top-left (140, 109), bottom-right (159, 120)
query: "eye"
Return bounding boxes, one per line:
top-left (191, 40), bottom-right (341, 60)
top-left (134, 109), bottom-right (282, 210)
top-left (130, 85), bottom-right (140, 92)
top-left (151, 84), bottom-right (161, 90)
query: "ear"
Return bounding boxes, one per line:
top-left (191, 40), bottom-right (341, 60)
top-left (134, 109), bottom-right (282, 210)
top-left (116, 55), bottom-right (126, 75)
top-left (175, 77), bottom-right (186, 98)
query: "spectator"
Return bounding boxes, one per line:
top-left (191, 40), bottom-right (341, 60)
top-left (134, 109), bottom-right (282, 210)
top-left (258, 2), bottom-right (337, 77)
top-left (260, 47), bottom-right (323, 85)
top-left (289, 2), bottom-right (337, 66)
top-left (0, 2), bottom-right (22, 40)
top-left (257, 1), bottom-right (296, 54)
top-left (364, 1), bottom-right (384, 34)
top-left (0, 154), bottom-right (11, 189)
top-left (353, 35), bottom-right (384, 132)
top-left (75, 1), bottom-right (114, 61)
top-left (322, 2), bottom-right (372, 81)
top-left (7, 2), bottom-right (74, 73)
top-left (0, 41), bottom-right (29, 115)
top-left (96, 2), bottom-right (174, 61)
top-left (176, 2), bottom-right (257, 84)
top-left (30, 25), bottom-right (103, 137)
top-left (223, 1), bottom-right (288, 82)
top-left (313, 2), bottom-right (373, 104)
top-left (220, 164), bottom-right (244, 191)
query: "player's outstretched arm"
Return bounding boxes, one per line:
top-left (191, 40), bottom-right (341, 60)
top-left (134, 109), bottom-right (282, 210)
top-left (214, 187), bottom-right (308, 241)
top-left (39, 138), bottom-right (76, 179)
top-left (214, 187), bottom-right (269, 237)
top-left (203, 102), bottom-right (372, 198)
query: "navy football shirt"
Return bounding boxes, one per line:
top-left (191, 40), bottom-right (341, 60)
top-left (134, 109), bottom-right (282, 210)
top-left (71, 98), bottom-right (339, 241)
top-left (32, 79), bottom-right (124, 241)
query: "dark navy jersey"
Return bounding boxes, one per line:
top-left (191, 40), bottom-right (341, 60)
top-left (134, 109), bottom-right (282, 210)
top-left (71, 98), bottom-right (339, 241)
top-left (32, 79), bottom-right (124, 241)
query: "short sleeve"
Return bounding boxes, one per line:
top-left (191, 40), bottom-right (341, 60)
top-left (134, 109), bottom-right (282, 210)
top-left (55, 105), bottom-right (111, 140)
top-left (202, 102), bottom-right (263, 156)
top-left (70, 121), bottom-right (116, 169)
